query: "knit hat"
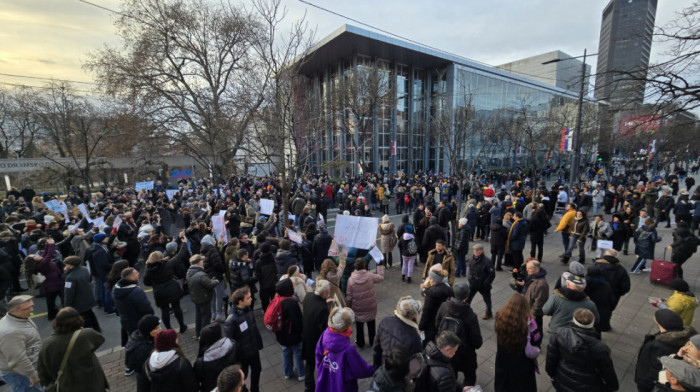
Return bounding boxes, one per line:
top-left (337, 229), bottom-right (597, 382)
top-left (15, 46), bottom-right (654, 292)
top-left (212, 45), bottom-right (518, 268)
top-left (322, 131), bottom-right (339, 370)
top-left (199, 323), bottom-right (223, 353)
top-left (670, 278), bottom-right (690, 293)
top-left (137, 315), bottom-right (161, 337)
top-left (458, 218), bottom-right (468, 226)
top-left (328, 307), bottom-right (355, 331)
top-left (429, 270), bottom-right (445, 284)
top-left (660, 356), bottom-right (700, 390)
top-left (568, 261), bottom-right (585, 276)
top-left (154, 329), bottom-right (178, 351)
top-left (165, 242), bottom-right (178, 253)
top-left (93, 233), bottom-right (106, 243)
top-left (200, 234), bottom-right (215, 246)
top-left (655, 309), bottom-right (684, 331)
top-left (453, 283), bottom-right (470, 301)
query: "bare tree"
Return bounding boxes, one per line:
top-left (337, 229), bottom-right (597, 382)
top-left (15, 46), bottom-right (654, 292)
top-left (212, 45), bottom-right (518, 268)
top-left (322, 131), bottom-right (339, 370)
top-left (85, 0), bottom-right (268, 179)
top-left (0, 88), bottom-right (43, 158)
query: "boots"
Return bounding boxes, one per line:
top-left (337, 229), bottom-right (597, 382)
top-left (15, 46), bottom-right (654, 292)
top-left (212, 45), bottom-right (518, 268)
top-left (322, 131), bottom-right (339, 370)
top-left (401, 275), bottom-right (405, 282)
top-left (406, 277), bottom-right (412, 283)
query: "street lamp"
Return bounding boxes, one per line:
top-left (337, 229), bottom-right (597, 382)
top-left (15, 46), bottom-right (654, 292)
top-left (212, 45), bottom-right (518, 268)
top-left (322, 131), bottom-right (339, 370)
top-left (543, 50), bottom-right (597, 190)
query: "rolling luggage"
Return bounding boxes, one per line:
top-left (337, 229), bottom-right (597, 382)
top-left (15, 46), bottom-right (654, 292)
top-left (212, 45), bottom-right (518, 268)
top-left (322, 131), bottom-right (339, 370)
top-left (649, 249), bottom-right (678, 285)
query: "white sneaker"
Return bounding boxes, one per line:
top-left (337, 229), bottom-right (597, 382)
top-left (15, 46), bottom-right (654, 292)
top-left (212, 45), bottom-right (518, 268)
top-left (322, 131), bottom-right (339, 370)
top-left (642, 268), bottom-right (651, 272)
top-left (298, 376), bottom-right (305, 381)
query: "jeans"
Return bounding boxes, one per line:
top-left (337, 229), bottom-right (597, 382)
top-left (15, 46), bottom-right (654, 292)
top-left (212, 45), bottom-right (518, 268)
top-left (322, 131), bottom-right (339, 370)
top-left (93, 278), bottom-right (114, 313)
top-left (593, 202), bottom-right (601, 215)
top-left (401, 256), bottom-right (416, 278)
top-left (1, 372), bottom-right (43, 392)
top-left (210, 280), bottom-right (226, 320)
top-left (631, 257), bottom-right (648, 273)
top-left (561, 232), bottom-right (570, 253)
top-left (455, 254), bottom-right (466, 277)
top-left (563, 234), bottom-right (586, 262)
top-left (355, 320), bottom-right (376, 348)
top-left (194, 302), bottom-right (212, 338)
top-left (281, 342), bottom-right (304, 378)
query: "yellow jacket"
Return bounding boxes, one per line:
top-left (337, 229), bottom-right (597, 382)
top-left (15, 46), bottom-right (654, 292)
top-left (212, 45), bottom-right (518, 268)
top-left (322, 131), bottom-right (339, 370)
top-left (555, 210), bottom-right (576, 233)
top-left (666, 291), bottom-right (698, 326)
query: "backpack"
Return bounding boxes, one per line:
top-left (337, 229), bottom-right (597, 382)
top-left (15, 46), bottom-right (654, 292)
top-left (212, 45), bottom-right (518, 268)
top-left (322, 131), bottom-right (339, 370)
top-left (406, 238), bottom-right (418, 256)
top-left (263, 293), bottom-right (291, 333)
top-left (438, 315), bottom-right (465, 341)
top-left (406, 352), bottom-right (429, 392)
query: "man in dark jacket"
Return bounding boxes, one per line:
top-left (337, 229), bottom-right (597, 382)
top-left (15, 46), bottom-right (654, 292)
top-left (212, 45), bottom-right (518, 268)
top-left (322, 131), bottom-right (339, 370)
top-left (424, 331), bottom-right (463, 392)
top-left (373, 296), bottom-right (423, 369)
top-left (302, 280), bottom-right (331, 392)
top-left (546, 308), bottom-right (619, 392)
top-left (489, 218), bottom-right (508, 270)
top-left (311, 225), bottom-right (333, 271)
top-left (275, 279), bottom-right (304, 381)
top-left (229, 249), bottom-right (258, 309)
top-left (466, 244), bottom-right (495, 319)
top-left (254, 242), bottom-right (278, 311)
top-left (635, 309), bottom-right (697, 392)
top-left (125, 315), bottom-right (161, 385)
top-left (187, 254), bottom-right (219, 339)
top-left (0, 230), bottom-right (26, 293)
top-left (63, 256), bottom-right (101, 332)
top-left (589, 250), bottom-right (630, 309)
top-left (656, 189), bottom-right (675, 228)
top-left (422, 217), bottom-right (446, 252)
top-left (225, 287), bottom-right (263, 392)
top-left (452, 218), bottom-right (470, 278)
top-left (435, 283), bottom-right (482, 386)
top-left (668, 222), bottom-right (700, 279)
top-left (275, 240), bottom-right (300, 279)
top-left (85, 232), bottom-right (115, 314)
top-left (200, 234), bottom-right (227, 321)
top-left (506, 212), bottom-right (529, 268)
top-left (113, 268), bottom-right (155, 339)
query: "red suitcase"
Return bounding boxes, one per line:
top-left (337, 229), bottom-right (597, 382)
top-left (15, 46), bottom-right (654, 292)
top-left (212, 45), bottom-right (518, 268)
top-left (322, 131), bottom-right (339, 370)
top-left (649, 250), bottom-right (678, 285)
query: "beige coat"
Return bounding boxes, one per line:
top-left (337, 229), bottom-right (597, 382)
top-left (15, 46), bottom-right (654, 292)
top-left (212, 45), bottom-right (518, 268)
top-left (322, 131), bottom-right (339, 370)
top-left (379, 223), bottom-right (396, 254)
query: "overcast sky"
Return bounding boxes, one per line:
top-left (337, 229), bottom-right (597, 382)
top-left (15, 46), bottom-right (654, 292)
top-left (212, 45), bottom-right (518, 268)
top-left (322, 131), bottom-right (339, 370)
top-left (0, 0), bottom-right (692, 90)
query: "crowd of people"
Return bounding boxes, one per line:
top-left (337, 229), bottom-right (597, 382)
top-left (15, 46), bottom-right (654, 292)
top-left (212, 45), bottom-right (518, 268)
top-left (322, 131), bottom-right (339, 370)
top-left (0, 164), bottom-right (698, 392)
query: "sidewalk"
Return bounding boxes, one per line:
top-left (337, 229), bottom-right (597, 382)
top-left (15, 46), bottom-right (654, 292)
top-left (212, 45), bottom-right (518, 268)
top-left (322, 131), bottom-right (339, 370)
top-left (95, 215), bottom-right (699, 392)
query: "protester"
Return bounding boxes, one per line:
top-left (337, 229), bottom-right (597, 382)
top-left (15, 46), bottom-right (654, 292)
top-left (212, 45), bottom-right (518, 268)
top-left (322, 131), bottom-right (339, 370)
top-left (254, 242), bottom-right (278, 311)
top-left (318, 257), bottom-right (346, 307)
top-left (125, 315), bottom-right (161, 391)
top-left (302, 280), bottom-right (331, 392)
top-left (143, 329), bottom-right (198, 392)
top-left (225, 287), bottom-right (263, 392)
top-left (398, 225), bottom-right (418, 283)
top-left (215, 364), bottom-right (245, 392)
top-left (667, 221), bottom-right (700, 279)
top-left (466, 244), bottom-right (495, 320)
top-left (37, 307), bottom-right (109, 391)
top-left (543, 274), bottom-right (599, 334)
top-left (22, 238), bottom-right (63, 320)
top-left (588, 249), bottom-right (630, 310)
top-left (63, 256), bottom-right (101, 332)
top-left (367, 347), bottom-right (409, 392)
top-left (193, 322), bottom-right (239, 392)
top-left (187, 254), bottom-right (220, 339)
top-left (422, 239), bottom-right (456, 286)
top-left (373, 296), bottom-right (423, 369)
top-left (0, 295), bottom-right (42, 391)
top-left (584, 265), bottom-right (616, 332)
top-left (453, 218), bottom-right (470, 278)
top-left (423, 331), bottom-right (464, 392)
top-left (653, 278), bottom-right (698, 327)
top-left (378, 215), bottom-right (397, 268)
top-left (519, 258), bottom-right (549, 340)
top-left (143, 242), bottom-right (188, 332)
top-left (631, 218), bottom-right (661, 274)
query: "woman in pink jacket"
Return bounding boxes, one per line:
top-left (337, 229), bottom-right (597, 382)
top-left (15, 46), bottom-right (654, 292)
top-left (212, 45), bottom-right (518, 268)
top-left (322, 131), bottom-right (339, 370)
top-left (346, 258), bottom-right (384, 349)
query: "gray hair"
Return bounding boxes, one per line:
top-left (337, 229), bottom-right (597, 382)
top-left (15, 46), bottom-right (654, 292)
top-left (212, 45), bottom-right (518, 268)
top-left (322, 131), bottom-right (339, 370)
top-left (526, 259), bottom-right (541, 269)
top-left (396, 296), bottom-right (421, 321)
top-left (328, 307), bottom-right (355, 331)
top-left (314, 279), bottom-right (331, 296)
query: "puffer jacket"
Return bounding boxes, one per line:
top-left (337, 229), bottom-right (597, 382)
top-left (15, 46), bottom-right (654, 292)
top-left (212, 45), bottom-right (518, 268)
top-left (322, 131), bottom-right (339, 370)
top-left (346, 267), bottom-right (384, 323)
top-left (670, 227), bottom-right (699, 262)
top-left (589, 256), bottom-right (630, 305)
top-left (224, 304), bottom-right (263, 360)
top-left (143, 257), bottom-right (184, 308)
top-left (201, 243), bottom-right (226, 281)
top-left (378, 223), bottom-right (396, 254)
top-left (419, 283), bottom-right (454, 344)
top-left (274, 249), bottom-right (299, 279)
top-left (664, 291), bottom-right (698, 326)
top-left (635, 326), bottom-right (697, 391)
top-left (254, 251), bottom-right (277, 291)
top-left (489, 222), bottom-right (507, 247)
top-left (112, 279), bottom-right (155, 333)
top-left (424, 340), bottom-right (462, 392)
top-left (546, 325), bottom-right (619, 392)
top-left (435, 298), bottom-right (483, 373)
top-left (452, 225), bottom-right (470, 257)
top-left (186, 265), bottom-right (218, 305)
top-left (634, 225), bottom-right (660, 260)
top-left (144, 352), bottom-right (198, 392)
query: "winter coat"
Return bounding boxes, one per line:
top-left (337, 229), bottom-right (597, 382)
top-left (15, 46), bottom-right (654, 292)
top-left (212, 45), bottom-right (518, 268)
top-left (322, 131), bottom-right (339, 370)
top-left (584, 274), bottom-right (616, 331)
top-left (634, 225), bottom-right (660, 260)
top-left (435, 298), bottom-right (483, 373)
top-left (419, 283), bottom-right (454, 344)
top-left (489, 222), bottom-right (507, 247)
top-left (224, 304), bottom-right (263, 360)
top-left (254, 252), bottom-right (278, 291)
top-left (37, 328), bottom-right (108, 392)
top-left (312, 230), bottom-right (333, 270)
top-left (398, 233), bottom-right (418, 257)
top-left (545, 325), bottom-right (618, 392)
top-left (424, 340), bottom-right (462, 392)
top-left (528, 211), bottom-right (551, 243)
top-left (0, 313), bottom-right (42, 379)
top-left (543, 288), bottom-right (600, 334)
top-left (302, 293), bottom-right (330, 361)
top-left (275, 249), bottom-right (300, 279)
top-left (664, 291), bottom-right (698, 326)
top-left (186, 265), bottom-right (218, 305)
top-left (229, 260), bottom-right (258, 293)
top-left (143, 256), bottom-right (185, 308)
top-left (275, 279), bottom-right (304, 347)
top-left (85, 242), bottom-right (112, 281)
top-left (494, 343), bottom-right (536, 392)
top-left (315, 328), bottom-right (374, 392)
top-left (144, 352), bottom-right (198, 392)
top-left (670, 228), bottom-right (699, 262)
top-left (422, 224), bottom-right (445, 253)
top-left (523, 268), bottom-right (549, 318)
top-left (34, 244), bottom-right (63, 294)
top-left (341, 248), bottom-right (367, 296)
top-left (124, 330), bottom-right (153, 383)
top-left (201, 243), bottom-right (226, 281)
top-left (64, 266), bottom-right (96, 313)
top-left (368, 366), bottom-right (406, 392)
top-left (193, 337), bottom-right (238, 392)
top-left (112, 279), bottom-right (155, 333)
top-left (378, 223), bottom-right (396, 254)
top-left (373, 315), bottom-right (422, 369)
top-left (452, 225), bottom-right (470, 257)
top-left (556, 209), bottom-right (576, 234)
top-left (466, 253), bottom-right (495, 291)
top-left (346, 267), bottom-right (384, 323)
top-left (506, 219), bottom-right (528, 252)
top-left (635, 327), bottom-right (698, 391)
top-left (423, 249), bottom-right (456, 286)
top-left (569, 217), bottom-right (590, 237)
top-left (589, 256), bottom-right (630, 306)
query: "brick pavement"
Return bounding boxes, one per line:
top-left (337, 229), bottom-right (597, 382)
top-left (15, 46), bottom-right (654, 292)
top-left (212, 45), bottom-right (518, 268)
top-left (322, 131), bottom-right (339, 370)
top-left (90, 216), bottom-right (699, 392)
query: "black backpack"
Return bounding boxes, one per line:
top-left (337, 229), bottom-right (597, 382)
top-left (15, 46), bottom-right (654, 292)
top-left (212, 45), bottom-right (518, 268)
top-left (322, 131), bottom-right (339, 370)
top-left (406, 352), bottom-right (454, 392)
top-left (437, 315), bottom-right (465, 342)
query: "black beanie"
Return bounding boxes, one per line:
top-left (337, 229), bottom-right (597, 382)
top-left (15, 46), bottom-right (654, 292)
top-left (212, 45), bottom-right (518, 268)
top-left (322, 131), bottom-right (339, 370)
top-left (655, 309), bottom-right (684, 331)
top-left (670, 278), bottom-right (690, 293)
top-left (137, 315), bottom-right (160, 338)
top-left (198, 323), bottom-right (223, 355)
top-left (276, 278), bottom-right (294, 297)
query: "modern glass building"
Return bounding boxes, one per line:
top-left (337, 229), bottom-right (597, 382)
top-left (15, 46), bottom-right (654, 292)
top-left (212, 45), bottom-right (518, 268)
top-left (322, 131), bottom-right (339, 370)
top-left (297, 24), bottom-right (585, 176)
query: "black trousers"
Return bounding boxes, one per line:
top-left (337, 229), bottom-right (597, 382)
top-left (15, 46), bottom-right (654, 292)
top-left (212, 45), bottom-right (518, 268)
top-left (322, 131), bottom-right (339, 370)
top-left (466, 286), bottom-right (492, 316)
top-left (45, 290), bottom-right (63, 320)
top-left (530, 238), bottom-right (543, 261)
top-left (159, 300), bottom-right (185, 330)
top-left (355, 319), bottom-right (376, 348)
top-left (260, 288), bottom-right (274, 312)
top-left (240, 353), bottom-right (262, 392)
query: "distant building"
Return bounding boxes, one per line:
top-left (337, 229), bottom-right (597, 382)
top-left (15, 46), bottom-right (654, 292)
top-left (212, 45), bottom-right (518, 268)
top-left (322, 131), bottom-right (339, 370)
top-left (594, 0), bottom-right (657, 109)
top-left (497, 50), bottom-right (591, 95)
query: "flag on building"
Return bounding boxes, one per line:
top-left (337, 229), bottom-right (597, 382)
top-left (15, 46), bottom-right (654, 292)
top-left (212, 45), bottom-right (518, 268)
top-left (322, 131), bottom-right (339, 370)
top-left (560, 128), bottom-right (573, 151)
top-left (390, 141), bottom-right (396, 156)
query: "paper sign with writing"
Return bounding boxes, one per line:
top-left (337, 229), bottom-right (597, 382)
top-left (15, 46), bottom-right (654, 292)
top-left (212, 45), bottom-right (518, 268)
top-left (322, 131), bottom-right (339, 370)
top-left (334, 215), bottom-right (378, 249)
top-left (369, 246), bottom-right (384, 262)
top-left (597, 240), bottom-right (613, 249)
top-left (135, 181), bottom-right (154, 191)
top-left (287, 229), bottom-right (303, 244)
top-left (259, 199), bottom-right (274, 215)
top-left (165, 190), bottom-right (178, 200)
top-left (77, 204), bottom-right (92, 222)
top-left (45, 200), bottom-right (62, 213)
top-left (211, 215), bottom-right (228, 245)
top-left (91, 216), bottom-right (105, 228)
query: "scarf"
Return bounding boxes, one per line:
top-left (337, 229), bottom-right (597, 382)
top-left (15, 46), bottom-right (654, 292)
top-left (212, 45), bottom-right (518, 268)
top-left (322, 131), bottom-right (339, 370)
top-left (394, 310), bottom-right (420, 333)
top-left (330, 327), bottom-right (353, 338)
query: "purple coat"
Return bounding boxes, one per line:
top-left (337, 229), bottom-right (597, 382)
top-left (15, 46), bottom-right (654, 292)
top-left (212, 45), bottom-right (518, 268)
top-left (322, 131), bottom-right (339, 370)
top-left (315, 328), bottom-right (374, 392)
top-left (35, 244), bottom-right (63, 294)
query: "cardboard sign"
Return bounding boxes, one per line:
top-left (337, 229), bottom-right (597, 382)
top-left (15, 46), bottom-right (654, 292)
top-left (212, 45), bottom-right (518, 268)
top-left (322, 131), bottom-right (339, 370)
top-left (259, 199), bottom-right (274, 215)
top-left (135, 181), bottom-right (154, 191)
top-left (334, 215), bottom-right (378, 249)
top-left (597, 240), bottom-right (613, 249)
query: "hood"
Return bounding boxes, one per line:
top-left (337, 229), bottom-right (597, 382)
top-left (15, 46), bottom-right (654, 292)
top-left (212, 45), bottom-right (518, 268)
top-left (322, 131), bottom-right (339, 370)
top-left (600, 255), bottom-right (621, 265)
top-left (347, 247), bottom-right (357, 259)
top-left (186, 265), bottom-right (205, 279)
top-left (276, 249), bottom-right (292, 260)
top-left (657, 327), bottom-right (698, 347)
top-left (149, 350), bottom-right (178, 370)
top-left (113, 279), bottom-right (138, 300)
top-left (403, 233), bottom-right (415, 241)
top-left (556, 287), bottom-right (588, 302)
top-left (203, 337), bottom-right (235, 362)
top-left (379, 223), bottom-right (394, 234)
top-left (320, 328), bottom-right (352, 354)
top-left (145, 261), bottom-right (164, 274)
top-left (275, 278), bottom-right (294, 296)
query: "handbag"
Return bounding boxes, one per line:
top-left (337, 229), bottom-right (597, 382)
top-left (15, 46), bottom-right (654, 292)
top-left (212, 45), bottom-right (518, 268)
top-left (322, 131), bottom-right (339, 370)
top-left (31, 273), bottom-right (46, 286)
top-left (525, 318), bottom-right (540, 359)
top-left (52, 329), bottom-right (81, 392)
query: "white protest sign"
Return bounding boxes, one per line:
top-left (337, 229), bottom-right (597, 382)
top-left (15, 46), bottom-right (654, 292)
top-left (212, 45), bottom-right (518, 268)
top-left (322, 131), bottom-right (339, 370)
top-left (112, 216), bottom-right (122, 229)
top-left (45, 200), bottom-right (62, 213)
top-left (287, 229), bottom-right (303, 244)
top-left (218, 210), bottom-right (227, 218)
top-left (135, 181), bottom-right (154, 191)
top-left (597, 240), bottom-right (613, 249)
top-left (211, 215), bottom-right (228, 244)
top-left (165, 189), bottom-right (178, 200)
top-left (334, 215), bottom-right (378, 249)
top-left (369, 246), bottom-right (384, 262)
top-left (77, 204), bottom-right (92, 223)
top-left (259, 199), bottom-right (274, 216)
top-left (58, 202), bottom-right (68, 218)
top-left (91, 216), bottom-right (105, 228)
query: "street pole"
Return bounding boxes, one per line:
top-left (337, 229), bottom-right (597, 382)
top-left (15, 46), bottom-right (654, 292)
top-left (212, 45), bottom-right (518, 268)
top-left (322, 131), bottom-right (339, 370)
top-left (569, 49), bottom-right (587, 191)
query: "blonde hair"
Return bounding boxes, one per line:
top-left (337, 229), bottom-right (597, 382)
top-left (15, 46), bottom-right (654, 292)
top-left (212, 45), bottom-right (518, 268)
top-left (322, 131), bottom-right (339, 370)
top-left (146, 251), bottom-right (163, 264)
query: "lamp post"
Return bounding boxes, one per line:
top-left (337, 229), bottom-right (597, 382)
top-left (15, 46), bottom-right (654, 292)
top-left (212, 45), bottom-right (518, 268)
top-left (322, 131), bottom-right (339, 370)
top-left (543, 50), bottom-right (596, 190)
